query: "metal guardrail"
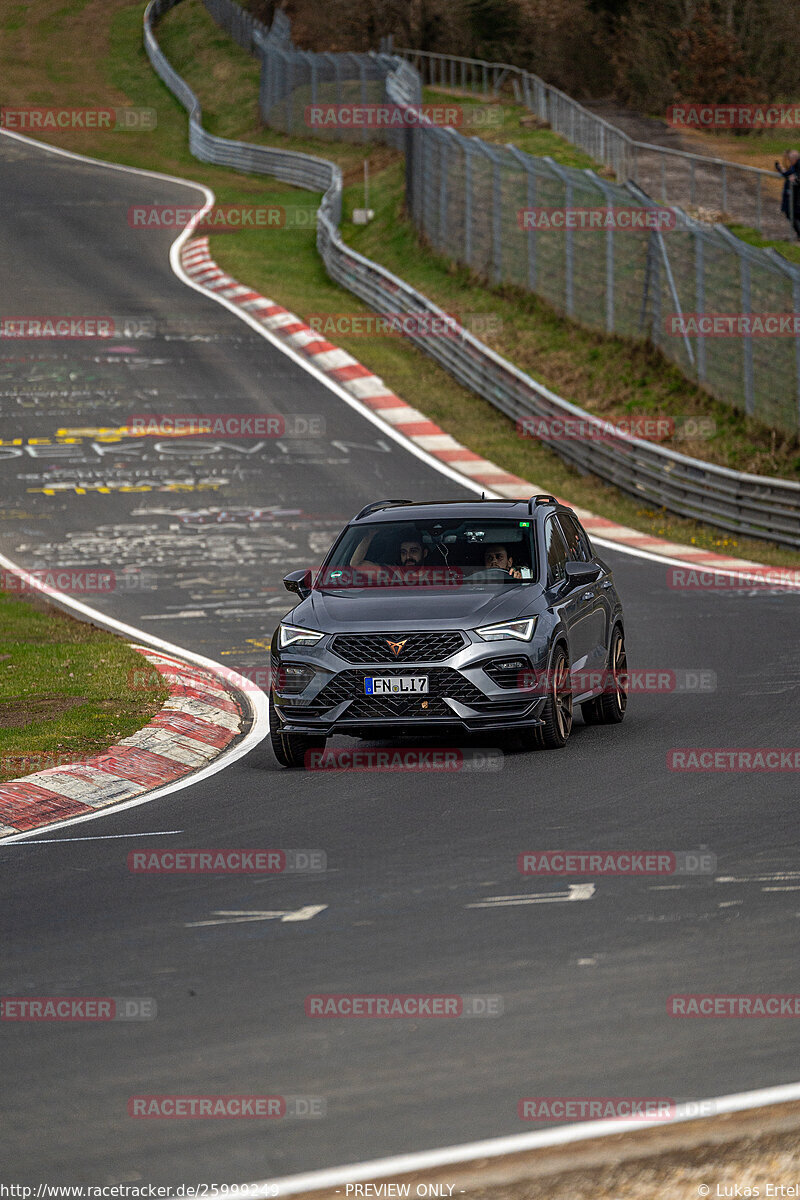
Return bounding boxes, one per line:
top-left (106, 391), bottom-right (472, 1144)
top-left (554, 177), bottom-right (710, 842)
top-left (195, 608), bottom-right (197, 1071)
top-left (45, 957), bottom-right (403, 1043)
top-left (144, 0), bottom-right (800, 548)
top-left (144, 0), bottom-right (342, 224)
top-left (254, 8), bottom-right (800, 436)
top-left (385, 45), bottom-right (786, 241)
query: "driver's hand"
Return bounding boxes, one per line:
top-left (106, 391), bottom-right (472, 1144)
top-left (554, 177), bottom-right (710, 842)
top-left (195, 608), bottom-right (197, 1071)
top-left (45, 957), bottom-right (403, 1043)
top-left (509, 567), bottom-right (522, 579)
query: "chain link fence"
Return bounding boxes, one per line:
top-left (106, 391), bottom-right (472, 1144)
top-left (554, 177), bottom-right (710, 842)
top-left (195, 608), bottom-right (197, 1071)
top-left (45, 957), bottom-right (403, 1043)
top-left (245, 10), bottom-right (800, 435)
top-left (146, 0), bottom-right (800, 544)
top-left (401, 123), bottom-right (800, 434)
top-left (386, 46), bottom-right (788, 241)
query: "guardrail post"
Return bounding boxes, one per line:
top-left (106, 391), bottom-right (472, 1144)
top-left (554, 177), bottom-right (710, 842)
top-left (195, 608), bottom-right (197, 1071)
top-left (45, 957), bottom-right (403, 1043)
top-left (438, 133), bottom-right (449, 251)
top-left (464, 141), bottom-right (474, 268)
top-left (490, 147), bottom-right (504, 282)
top-left (148, 1), bottom-right (800, 545)
top-left (357, 56), bottom-right (368, 145)
top-left (650, 234), bottom-right (662, 346)
top-left (721, 162), bottom-right (728, 216)
top-left (740, 255), bottom-right (755, 415)
top-left (756, 173), bottom-right (762, 236)
top-left (764, 248), bottom-right (800, 435)
top-left (590, 171), bottom-right (615, 333)
top-left (333, 54), bottom-right (343, 106)
top-left (639, 233), bottom-right (658, 338)
top-left (543, 156), bottom-right (574, 318)
top-left (694, 229), bottom-right (707, 384)
top-left (405, 125), bottom-right (415, 221)
top-left (286, 49), bottom-right (295, 134)
top-left (507, 145), bottom-right (537, 291)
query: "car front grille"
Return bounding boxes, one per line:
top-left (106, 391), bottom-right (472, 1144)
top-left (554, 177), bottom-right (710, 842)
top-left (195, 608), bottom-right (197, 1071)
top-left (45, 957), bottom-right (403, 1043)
top-left (331, 631), bottom-right (465, 664)
top-left (313, 667), bottom-right (485, 718)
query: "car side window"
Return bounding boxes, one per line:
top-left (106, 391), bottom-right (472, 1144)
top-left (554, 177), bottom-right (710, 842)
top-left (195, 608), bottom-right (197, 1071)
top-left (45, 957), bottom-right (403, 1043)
top-left (545, 517), bottom-right (569, 586)
top-left (557, 513), bottom-right (592, 563)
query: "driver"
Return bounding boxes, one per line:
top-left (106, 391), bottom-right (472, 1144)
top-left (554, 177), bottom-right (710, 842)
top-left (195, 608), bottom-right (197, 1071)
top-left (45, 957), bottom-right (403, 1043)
top-left (483, 543), bottom-right (522, 579)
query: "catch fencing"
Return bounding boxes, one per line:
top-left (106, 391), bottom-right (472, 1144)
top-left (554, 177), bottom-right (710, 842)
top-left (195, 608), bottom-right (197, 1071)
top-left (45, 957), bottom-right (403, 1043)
top-left (143, 0), bottom-right (800, 546)
top-left (386, 45), bottom-right (785, 240)
top-left (399, 121), bottom-right (800, 436)
top-left (253, 13), bottom-right (800, 437)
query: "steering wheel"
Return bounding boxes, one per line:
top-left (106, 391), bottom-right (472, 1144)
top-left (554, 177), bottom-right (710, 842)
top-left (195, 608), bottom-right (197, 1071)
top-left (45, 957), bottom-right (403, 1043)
top-left (467, 567), bottom-right (516, 583)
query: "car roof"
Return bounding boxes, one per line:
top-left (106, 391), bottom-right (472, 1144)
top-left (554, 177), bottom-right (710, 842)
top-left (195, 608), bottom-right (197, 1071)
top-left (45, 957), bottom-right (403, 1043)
top-left (350, 497), bottom-right (575, 525)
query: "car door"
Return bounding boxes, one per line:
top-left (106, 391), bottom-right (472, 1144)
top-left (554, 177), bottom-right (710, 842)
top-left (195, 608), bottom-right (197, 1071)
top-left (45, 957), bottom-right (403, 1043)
top-left (557, 512), bottom-right (611, 671)
top-left (544, 515), bottom-right (596, 671)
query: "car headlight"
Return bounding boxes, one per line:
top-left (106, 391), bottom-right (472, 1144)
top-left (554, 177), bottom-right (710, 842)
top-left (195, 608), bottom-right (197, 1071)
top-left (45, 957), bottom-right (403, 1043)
top-left (475, 618), bottom-right (537, 642)
top-left (278, 623), bottom-right (324, 649)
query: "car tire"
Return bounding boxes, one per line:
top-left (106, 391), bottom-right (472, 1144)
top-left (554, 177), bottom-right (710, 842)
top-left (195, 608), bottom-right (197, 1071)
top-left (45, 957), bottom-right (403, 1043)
top-left (581, 625), bottom-right (627, 726)
top-left (269, 695), bottom-right (326, 768)
top-left (528, 643), bottom-right (573, 750)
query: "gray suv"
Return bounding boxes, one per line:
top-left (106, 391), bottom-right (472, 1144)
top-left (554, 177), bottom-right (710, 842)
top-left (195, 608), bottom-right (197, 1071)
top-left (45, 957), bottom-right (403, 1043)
top-left (269, 496), bottom-right (626, 766)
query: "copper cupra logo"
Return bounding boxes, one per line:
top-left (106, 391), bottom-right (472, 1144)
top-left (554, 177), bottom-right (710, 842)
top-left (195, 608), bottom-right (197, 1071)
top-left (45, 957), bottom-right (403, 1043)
top-left (386, 639), bottom-right (407, 657)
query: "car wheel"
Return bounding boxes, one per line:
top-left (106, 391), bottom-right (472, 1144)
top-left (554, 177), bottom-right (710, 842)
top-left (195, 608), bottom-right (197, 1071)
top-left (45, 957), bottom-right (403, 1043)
top-left (269, 695), bottom-right (326, 768)
top-left (531, 643), bottom-right (573, 749)
top-left (581, 625), bottom-right (627, 726)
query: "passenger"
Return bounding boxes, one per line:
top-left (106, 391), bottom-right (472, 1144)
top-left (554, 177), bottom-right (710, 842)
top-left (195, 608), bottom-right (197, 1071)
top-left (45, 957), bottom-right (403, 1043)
top-left (399, 535), bottom-right (427, 566)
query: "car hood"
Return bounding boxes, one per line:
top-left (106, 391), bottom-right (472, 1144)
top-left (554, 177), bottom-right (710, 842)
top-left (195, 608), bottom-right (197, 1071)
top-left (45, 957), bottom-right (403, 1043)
top-left (287, 583), bottom-right (543, 633)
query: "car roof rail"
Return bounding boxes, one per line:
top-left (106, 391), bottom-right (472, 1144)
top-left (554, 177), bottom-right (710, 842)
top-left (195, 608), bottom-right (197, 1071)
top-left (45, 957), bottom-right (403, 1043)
top-left (353, 499), bottom-right (414, 521)
top-left (527, 494), bottom-right (558, 514)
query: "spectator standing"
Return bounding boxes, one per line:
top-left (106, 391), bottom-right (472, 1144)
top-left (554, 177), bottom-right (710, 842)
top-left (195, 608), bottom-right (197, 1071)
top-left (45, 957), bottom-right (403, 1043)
top-left (776, 150), bottom-right (800, 239)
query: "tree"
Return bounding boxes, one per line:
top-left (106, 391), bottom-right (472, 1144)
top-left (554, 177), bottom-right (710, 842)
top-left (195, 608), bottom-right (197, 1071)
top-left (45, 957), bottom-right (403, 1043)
top-left (671, 1), bottom-right (766, 109)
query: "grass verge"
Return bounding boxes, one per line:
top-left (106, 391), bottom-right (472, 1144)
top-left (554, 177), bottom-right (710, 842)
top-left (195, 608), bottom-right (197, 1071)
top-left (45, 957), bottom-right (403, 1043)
top-left (0, 590), bottom-right (168, 785)
top-left (1, 0), bottom-right (798, 566)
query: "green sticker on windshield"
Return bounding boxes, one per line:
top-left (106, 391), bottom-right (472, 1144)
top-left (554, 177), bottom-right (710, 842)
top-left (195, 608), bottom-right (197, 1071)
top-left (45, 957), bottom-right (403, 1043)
top-left (519, 521), bottom-right (530, 527)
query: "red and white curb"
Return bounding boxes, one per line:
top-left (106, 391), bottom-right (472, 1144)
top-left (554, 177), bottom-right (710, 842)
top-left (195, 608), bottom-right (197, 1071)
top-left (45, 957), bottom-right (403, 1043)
top-left (181, 236), bottom-right (766, 576)
top-left (0, 647), bottom-right (244, 838)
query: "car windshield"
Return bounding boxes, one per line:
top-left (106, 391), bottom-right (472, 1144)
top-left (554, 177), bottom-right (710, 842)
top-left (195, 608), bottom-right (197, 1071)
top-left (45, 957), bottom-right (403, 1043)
top-left (318, 517), bottom-right (537, 588)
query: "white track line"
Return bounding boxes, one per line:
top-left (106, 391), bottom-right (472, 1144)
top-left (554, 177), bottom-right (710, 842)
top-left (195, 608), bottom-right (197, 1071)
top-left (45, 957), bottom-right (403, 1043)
top-left (6, 831), bottom-right (184, 844)
top-left (249, 1080), bottom-right (800, 1195)
top-left (2, 126), bottom-right (795, 582)
top-left (0, 549), bottom-right (268, 846)
top-left (2, 100), bottom-right (799, 1198)
top-left (0, 128), bottom-right (795, 848)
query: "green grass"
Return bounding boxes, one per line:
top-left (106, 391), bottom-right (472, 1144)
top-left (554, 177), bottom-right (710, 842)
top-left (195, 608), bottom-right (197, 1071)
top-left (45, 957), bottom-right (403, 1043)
top-left (728, 222), bottom-right (800, 266)
top-left (0, 592), bottom-right (168, 784)
top-left (2, 0), bottom-right (798, 567)
top-left (159, 0), bottom-right (800, 567)
top-left (421, 87), bottom-right (601, 168)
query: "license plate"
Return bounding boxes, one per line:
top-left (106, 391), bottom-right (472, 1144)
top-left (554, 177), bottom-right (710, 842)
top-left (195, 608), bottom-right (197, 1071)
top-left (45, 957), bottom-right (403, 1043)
top-left (364, 675), bottom-right (429, 695)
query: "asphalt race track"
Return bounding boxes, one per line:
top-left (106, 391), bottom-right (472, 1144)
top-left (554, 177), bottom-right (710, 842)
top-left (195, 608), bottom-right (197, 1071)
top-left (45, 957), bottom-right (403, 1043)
top-left (2, 132), bottom-right (800, 1184)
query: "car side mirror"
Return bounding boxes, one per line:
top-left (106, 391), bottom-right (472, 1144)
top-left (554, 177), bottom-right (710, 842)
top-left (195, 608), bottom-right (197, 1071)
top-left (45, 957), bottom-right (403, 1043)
top-left (564, 561), bottom-right (601, 589)
top-left (283, 568), bottom-right (312, 599)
